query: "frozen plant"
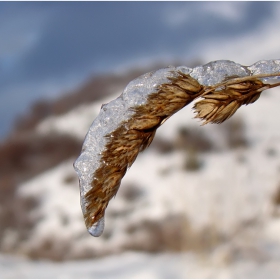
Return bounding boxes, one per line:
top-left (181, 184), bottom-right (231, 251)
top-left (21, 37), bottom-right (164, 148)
top-left (74, 59), bottom-right (280, 237)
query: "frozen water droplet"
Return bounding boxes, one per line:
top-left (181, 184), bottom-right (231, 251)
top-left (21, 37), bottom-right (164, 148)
top-left (88, 217), bottom-right (105, 237)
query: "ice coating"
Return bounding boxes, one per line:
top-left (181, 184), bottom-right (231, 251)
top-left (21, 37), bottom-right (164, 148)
top-left (191, 60), bottom-right (250, 86)
top-left (247, 59), bottom-right (280, 79)
top-left (74, 66), bottom-right (178, 193)
top-left (74, 59), bottom-right (280, 236)
top-left (74, 66), bottom-right (180, 235)
top-left (88, 217), bottom-right (104, 237)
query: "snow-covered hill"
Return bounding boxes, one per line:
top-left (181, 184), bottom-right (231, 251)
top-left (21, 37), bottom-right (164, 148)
top-left (2, 75), bottom-right (278, 277)
top-left (2, 6), bottom-right (280, 274)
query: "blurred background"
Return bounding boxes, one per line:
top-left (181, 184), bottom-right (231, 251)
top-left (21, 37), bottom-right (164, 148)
top-left (1, 1), bottom-right (280, 278)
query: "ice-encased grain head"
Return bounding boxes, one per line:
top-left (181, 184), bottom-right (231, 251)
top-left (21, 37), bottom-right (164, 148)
top-left (73, 95), bottom-right (131, 209)
top-left (74, 66), bottom-right (181, 236)
top-left (74, 59), bottom-right (280, 237)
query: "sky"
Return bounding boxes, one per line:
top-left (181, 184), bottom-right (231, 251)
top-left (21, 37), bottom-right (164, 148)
top-left (0, 1), bottom-right (279, 139)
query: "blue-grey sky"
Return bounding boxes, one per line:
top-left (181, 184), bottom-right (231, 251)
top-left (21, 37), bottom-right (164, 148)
top-left (0, 2), bottom-right (277, 139)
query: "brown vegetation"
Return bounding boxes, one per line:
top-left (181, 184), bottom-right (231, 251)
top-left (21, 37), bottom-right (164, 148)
top-left (1, 62), bottom-right (279, 260)
top-left (0, 133), bottom-right (82, 246)
top-left (82, 73), bottom-right (204, 235)
top-left (124, 214), bottom-right (223, 253)
top-left (81, 71), bottom-right (280, 237)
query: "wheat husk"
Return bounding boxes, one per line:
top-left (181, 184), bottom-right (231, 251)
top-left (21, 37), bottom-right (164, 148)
top-left (83, 70), bottom-right (280, 234)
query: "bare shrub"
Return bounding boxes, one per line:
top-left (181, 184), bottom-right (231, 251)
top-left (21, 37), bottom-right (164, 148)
top-left (222, 116), bottom-right (248, 149)
top-left (175, 126), bottom-right (214, 153)
top-left (183, 148), bottom-right (203, 172)
top-left (0, 133), bottom-right (81, 183)
top-left (119, 183), bottom-right (144, 202)
top-left (151, 126), bottom-right (214, 155)
top-left (271, 183), bottom-right (280, 217)
top-left (0, 132), bottom-right (82, 255)
top-left (64, 174), bottom-right (77, 185)
top-left (272, 184), bottom-right (280, 206)
top-left (124, 214), bottom-right (224, 253)
top-left (150, 137), bottom-right (175, 154)
top-left (26, 237), bottom-right (72, 261)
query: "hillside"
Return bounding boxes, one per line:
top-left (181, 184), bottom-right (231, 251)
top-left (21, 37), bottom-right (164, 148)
top-left (1, 62), bottom-right (280, 278)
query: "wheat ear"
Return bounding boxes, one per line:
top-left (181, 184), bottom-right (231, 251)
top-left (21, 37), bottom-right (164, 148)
top-left (74, 60), bottom-right (280, 237)
top-left (193, 74), bottom-right (280, 124)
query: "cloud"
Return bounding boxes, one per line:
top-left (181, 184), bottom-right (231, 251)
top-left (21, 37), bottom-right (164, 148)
top-left (200, 2), bottom-right (249, 23)
top-left (161, 2), bottom-right (249, 29)
top-left (197, 2), bottom-right (280, 66)
top-left (0, 3), bottom-right (52, 58)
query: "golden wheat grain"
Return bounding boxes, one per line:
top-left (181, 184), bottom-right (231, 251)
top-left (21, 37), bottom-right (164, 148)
top-left (83, 73), bottom-right (203, 231)
top-left (193, 75), bottom-right (280, 124)
top-left (74, 62), bottom-right (280, 237)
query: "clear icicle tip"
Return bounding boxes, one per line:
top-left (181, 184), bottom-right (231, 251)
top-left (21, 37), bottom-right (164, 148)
top-left (88, 217), bottom-right (105, 237)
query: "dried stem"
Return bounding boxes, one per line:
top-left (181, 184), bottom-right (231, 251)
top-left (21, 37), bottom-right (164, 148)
top-left (77, 66), bottom-right (280, 237)
top-left (83, 72), bottom-right (203, 233)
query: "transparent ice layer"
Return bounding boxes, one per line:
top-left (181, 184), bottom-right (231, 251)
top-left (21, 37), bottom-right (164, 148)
top-left (247, 59), bottom-right (280, 79)
top-left (191, 60), bottom-right (250, 86)
top-left (74, 67), bottom-right (178, 196)
top-left (73, 67), bottom-right (179, 235)
top-left (88, 217), bottom-right (104, 237)
top-left (74, 59), bottom-right (280, 236)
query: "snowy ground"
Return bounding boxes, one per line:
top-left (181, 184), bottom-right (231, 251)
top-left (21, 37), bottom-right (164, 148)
top-left (6, 83), bottom-right (280, 277)
top-left (2, 246), bottom-right (280, 279)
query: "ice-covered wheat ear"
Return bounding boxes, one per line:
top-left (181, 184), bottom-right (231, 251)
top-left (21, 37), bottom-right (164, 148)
top-left (74, 59), bottom-right (280, 237)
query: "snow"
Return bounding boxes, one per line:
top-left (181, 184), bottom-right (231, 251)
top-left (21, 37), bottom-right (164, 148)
top-left (0, 251), bottom-right (232, 278)
top-left (15, 82), bottom-right (280, 269)
top-left (2, 248), bottom-right (280, 278)
top-left (14, 58), bottom-right (280, 277)
top-left (71, 59), bottom-right (280, 236)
